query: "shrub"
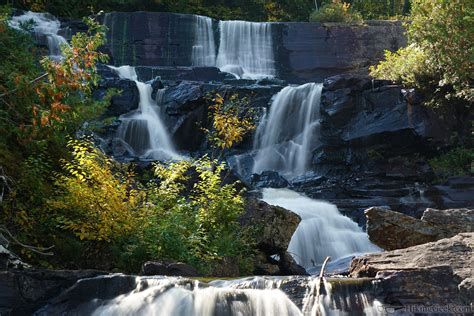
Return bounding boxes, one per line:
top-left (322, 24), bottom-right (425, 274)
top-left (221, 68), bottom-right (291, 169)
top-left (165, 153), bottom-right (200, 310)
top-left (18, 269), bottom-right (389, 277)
top-left (124, 157), bottom-right (255, 274)
top-left (369, 44), bottom-right (431, 88)
top-left (370, 0), bottom-right (473, 106)
top-left (310, 0), bottom-right (363, 23)
top-left (205, 93), bottom-right (256, 154)
top-left (429, 147), bottom-right (474, 178)
top-left (49, 139), bottom-right (146, 242)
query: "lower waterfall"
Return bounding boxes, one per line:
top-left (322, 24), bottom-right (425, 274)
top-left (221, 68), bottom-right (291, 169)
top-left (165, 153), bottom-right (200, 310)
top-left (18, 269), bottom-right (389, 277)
top-left (253, 83), bottom-right (323, 178)
top-left (109, 66), bottom-right (181, 160)
top-left (36, 275), bottom-right (383, 316)
top-left (261, 188), bottom-right (381, 273)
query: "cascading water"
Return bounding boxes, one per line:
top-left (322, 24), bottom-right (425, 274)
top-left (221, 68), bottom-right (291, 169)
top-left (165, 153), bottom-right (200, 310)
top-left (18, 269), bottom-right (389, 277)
top-left (37, 275), bottom-right (383, 315)
top-left (262, 188), bottom-right (381, 273)
top-left (9, 11), bottom-right (68, 58)
top-left (216, 20), bottom-right (276, 79)
top-left (192, 15), bottom-right (216, 67)
top-left (253, 83), bottom-right (323, 178)
top-left (109, 66), bottom-right (181, 160)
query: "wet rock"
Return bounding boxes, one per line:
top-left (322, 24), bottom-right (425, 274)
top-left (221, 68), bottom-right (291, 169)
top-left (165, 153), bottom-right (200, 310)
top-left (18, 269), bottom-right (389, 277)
top-left (365, 207), bottom-right (473, 250)
top-left (350, 233), bottom-right (473, 306)
top-left (250, 171), bottom-right (289, 188)
top-left (459, 278), bottom-right (474, 305)
top-left (101, 12), bottom-right (406, 82)
top-left (95, 78), bottom-right (139, 117)
top-left (140, 260), bottom-right (199, 277)
top-left (278, 252), bottom-right (308, 276)
top-left (0, 268), bottom-right (107, 315)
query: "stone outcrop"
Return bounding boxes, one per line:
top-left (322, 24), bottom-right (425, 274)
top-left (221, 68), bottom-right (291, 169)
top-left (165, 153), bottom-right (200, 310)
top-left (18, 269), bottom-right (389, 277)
top-left (241, 198), bottom-right (306, 275)
top-left (0, 268), bottom-right (107, 315)
top-left (99, 12), bottom-right (406, 83)
top-left (350, 233), bottom-right (474, 306)
top-left (364, 207), bottom-right (474, 250)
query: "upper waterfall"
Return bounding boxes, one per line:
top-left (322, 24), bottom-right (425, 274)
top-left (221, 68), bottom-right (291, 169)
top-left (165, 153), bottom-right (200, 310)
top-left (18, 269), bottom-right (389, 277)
top-left (109, 66), bottom-right (181, 161)
top-left (253, 83), bottom-right (323, 178)
top-left (192, 15), bottom-right (216, 67)
top-left (9, 11), bottom-right (68, 58)
top-left (216, 20), bottom-right (276, 79)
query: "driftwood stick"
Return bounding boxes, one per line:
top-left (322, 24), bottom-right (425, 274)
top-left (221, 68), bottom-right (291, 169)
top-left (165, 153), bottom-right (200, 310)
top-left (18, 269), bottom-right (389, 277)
top-left (318, 256), bottom-right (331, 296)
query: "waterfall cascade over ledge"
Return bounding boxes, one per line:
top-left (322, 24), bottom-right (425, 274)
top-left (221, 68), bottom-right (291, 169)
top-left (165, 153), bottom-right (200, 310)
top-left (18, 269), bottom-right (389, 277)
top-left (108, 66), bottom-right (181, 161)
top-left (253, 83), bottom-right (323, 178)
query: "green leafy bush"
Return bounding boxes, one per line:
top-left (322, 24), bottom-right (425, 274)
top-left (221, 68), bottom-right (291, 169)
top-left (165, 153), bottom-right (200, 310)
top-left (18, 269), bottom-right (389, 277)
top-left (310, 0), bottom-right (363, 23)
top-left (429, 148), bottom-right (474, 178)
top-left (370, 0), bottom-right (473, 107)
top-left (370, 44), bottom-right (431, 88)
top-left (125, 157), bottom-right (255, 275)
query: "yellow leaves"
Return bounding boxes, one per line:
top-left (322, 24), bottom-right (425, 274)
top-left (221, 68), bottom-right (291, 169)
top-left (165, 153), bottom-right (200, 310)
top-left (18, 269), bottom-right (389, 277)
top-left (206, 93), bottom-right (256, 151)
top-left (49, 140), bottom-right (144, 243)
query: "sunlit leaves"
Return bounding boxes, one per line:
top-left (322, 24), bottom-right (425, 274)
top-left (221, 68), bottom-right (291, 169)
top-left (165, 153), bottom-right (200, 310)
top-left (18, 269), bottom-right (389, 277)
top-left (49, 139), bottom-right (146, 242)
top-left (206, 93), bottom-right (256, 152)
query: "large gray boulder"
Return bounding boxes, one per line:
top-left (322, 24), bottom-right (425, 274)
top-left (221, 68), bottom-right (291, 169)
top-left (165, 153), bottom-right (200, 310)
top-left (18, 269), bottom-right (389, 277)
top-left (364, 206), bottom-right (474, 250)
top-left (241, 198), bottom-right (306, 275)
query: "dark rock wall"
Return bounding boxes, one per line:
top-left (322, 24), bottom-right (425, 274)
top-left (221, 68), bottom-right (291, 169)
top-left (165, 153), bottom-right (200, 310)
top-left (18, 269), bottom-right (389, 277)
top-left (276, 21), bottom-right (406, 82)
top-left (99, 12), bottom-right (406, 82)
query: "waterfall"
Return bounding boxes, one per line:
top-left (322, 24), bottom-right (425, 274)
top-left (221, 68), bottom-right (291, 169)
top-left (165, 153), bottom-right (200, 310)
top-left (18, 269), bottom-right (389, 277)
top-left (262, 188), bottom-right (381, 273)
top-left (109, 66), bottom-right (181, 160)
top-left (253, 83), bottom-right (323, 178)
top-left (37, 275), bottom-right (383, 315)
top-left (9, 11), bottom-right (68, 58)
top-left (192, 15), bottom-right (216, 67)
top-left (216, 20), bottom-right (275, 79)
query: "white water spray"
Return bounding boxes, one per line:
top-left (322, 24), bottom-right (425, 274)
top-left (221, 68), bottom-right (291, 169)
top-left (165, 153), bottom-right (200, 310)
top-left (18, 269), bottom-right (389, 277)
top-left (216, 20), bottom-right (275, 79)
top-left (192, 15), bottom-right (216, 67)
top-left (262, 188), bottom-right (380, 272)
top-left (10, 11), bottom-right (68, 58)
top-left (109, 66), bottom-right (181, 160)
top-left (253, 83), bottom-right (323, 178)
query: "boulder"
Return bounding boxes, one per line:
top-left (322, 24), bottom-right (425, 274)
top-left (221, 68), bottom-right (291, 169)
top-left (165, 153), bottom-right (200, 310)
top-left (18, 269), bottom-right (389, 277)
top-left (350, 233), bottom-right (473, 305)
top-left (140, 260), bottom-right (199, 277)
top-left (0, 268), bottom-right (107, 315)
top-left (364, 207), bottom-right (440, 250)
top-left (364, 207), bottom-right (474, 250)
top-left (421, 207), bottom-right (474, 234)
top-left (241, 198), bottom-right (300, 255)
top-left (241, 198), bottom-right (306, 275)
top-left (250, 171), bottom-right (289, 188)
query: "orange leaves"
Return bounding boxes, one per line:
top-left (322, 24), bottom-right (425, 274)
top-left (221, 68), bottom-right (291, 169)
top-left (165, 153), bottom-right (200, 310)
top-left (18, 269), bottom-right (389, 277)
top-left (26, 18), bottom-right (108, 137)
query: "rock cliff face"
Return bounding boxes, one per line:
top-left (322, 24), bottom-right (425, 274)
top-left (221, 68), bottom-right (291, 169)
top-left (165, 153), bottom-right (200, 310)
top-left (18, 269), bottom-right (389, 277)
top-left (99, 12), bottom-right (406, 82)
